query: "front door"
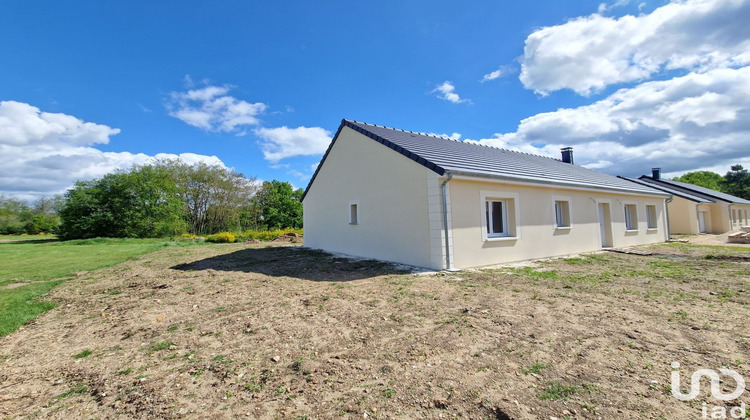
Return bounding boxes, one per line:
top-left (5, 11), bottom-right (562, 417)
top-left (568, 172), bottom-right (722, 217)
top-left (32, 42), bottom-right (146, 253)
top-left (698, 212), bottom-right (707, 233)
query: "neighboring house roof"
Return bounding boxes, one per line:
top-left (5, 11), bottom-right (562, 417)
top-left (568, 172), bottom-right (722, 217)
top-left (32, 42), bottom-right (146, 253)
top-left (638, 176), bottom-right (750, 205)
top-left (618, 176), bottom-right (714, 203)
top-left (302, 119), bottom-right (669, 200)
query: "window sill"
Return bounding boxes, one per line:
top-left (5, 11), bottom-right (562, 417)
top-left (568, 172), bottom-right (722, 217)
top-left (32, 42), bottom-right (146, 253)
top-left (349, 223), bottom-right (358, 225)
top-left (555, 226), bottom-right (572, 230)
top-left (646, 227), bottom-right (658, 232)
top-left (625, 229), bottom-right (639, 233)
top-left (485, 236), bottom-right (518, 242)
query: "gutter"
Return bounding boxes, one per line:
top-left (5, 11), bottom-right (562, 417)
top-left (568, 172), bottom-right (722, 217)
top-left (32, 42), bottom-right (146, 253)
top-left (441, 171), bottom-right (453, 270)
top-left (449, 172), bottom-right (670, 198)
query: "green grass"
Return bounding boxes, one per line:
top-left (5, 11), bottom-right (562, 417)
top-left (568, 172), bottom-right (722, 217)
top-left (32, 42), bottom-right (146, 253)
top-left (0, 237), bottom-right (181, 337)
top-left (0, 234), bottom-right (56, 242)
top-left (73, 349), bottom-right (92, 359)
top-left (521, 363), bottom-right (548, 375)
top-left (147, 340), bottom-right (175, 353)
top-left (539, 382), bottom-right (578, 400)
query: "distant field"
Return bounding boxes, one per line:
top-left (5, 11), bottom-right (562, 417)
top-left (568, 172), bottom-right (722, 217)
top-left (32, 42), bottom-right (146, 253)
top-left (0, 237), bottom-right (200, 336)
top-left (0, 234), bottom-right (56, 242)
top-left (1, 241), bottom-right (748, 418)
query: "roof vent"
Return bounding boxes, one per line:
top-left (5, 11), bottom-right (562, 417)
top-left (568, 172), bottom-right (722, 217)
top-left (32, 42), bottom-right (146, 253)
top-left (561, 147), bottom-right (574, 164)
top-left (652, 168), bottom-right (661, 180)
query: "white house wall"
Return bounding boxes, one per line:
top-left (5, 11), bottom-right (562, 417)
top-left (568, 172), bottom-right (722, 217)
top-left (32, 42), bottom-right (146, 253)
top-left (447, 178), bottom-right (668, 269)
top-left (303, 126), bottom-right (436, 269)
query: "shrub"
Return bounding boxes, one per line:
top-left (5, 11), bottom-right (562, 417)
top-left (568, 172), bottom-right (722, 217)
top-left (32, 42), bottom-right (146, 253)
top-left (206, 232), bottom-right (236, 243)
top-left (236, 228), bottom-right (303, 242)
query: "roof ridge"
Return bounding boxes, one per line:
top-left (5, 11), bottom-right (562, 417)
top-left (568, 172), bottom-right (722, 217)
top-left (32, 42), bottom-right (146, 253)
top-left (346, 119), bottom-right (563, 162)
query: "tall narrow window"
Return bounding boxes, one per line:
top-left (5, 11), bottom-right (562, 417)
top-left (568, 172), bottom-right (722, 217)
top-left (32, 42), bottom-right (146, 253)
top-left (624, 204), bottom-right (638, 231)
top-left (646, 205), bottom-right (657, 229)
top-left (349, 203), bottom-right (358, 225)
top-left (485, 200), bottom-right (507, 237)
top-left (554, 200), bottom-right (571, 228)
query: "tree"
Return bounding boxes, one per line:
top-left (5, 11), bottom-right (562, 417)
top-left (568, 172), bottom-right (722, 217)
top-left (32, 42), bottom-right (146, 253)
top-left (161, 160), bottom-right (258, 234)
top-left (672, 171), bottom-right (724, 191)
top-left (249, 180), bottom-right (303, 230)
top-left (0, 195), bottom-right (32, 234)
top-left (58, 165), bottom-right (186, 239)
top-left (721, 165), bottom-right (750, 200)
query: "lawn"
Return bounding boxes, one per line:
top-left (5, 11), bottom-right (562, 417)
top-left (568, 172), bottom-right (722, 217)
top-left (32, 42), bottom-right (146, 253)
top-left (0, 241), bottom-right (748, 419)
top-left (0, 236), bottom-right (197, 337)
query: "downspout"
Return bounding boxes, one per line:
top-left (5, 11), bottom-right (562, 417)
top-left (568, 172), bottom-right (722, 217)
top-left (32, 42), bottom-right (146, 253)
top-left (441, 171), bottom-right (453, 270)
top-left (665, 196), bottom-right (673, 241)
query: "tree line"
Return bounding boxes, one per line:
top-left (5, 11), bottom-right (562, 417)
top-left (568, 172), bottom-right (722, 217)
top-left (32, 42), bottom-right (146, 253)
top-left (672, 165), bottom-right (750, 199)
top-left (1, 161), bottom-right (304, 239)
top-left (0, 196), bottom-right (62, 235)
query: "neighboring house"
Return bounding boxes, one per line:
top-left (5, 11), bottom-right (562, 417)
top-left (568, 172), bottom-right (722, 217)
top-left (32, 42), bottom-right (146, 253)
top-left (302, 120), bottom-right (671, 270)
top-left (621, 169), bottom-right (750, 235)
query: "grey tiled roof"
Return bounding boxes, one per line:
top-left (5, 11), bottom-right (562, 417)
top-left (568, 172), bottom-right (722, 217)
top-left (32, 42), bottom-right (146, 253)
top-left (619, 177), bottom-right (714, 203)
top-left (638, 176), bottom-right (750, 205)
top-left (326, 120), bottom-right (667, 196)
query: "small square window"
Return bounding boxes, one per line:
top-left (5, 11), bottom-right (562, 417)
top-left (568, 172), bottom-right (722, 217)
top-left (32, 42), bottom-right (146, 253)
top-left (624, 204), bottom-right (638, 231)
top-left (646, 205), bottom-right (657, 229)
top-left (554, 200), bottom-right (571, 228)
top-left (349, 203), bottom-right (358, 225)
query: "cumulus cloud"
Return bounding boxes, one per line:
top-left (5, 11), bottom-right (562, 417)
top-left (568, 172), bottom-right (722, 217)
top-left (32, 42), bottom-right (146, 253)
top-left (167, 84), bottom-right (267, 132)
top-left (254, 126), bottom-right (332, 163)
top-left (480, 65), bottom-right (516, 83)
top-left (0, 101), bottom-right (225, 201)
top-left (432, 81), bottom-right (470, 104)
top-left (469, 66), bottom-right (750, 176)
top-left (520, 0), bottom-right (750, 95)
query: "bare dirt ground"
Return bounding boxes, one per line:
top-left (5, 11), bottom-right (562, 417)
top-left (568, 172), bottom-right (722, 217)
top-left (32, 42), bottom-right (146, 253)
top-left (1, 242), bottom-right (749, 419)
top-left (676, 233), bottom-right (750, 247)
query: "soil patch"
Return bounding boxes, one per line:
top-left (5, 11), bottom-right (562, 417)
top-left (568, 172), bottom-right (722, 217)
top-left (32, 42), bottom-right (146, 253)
top-left (0, 242), bottom-right (748, 419)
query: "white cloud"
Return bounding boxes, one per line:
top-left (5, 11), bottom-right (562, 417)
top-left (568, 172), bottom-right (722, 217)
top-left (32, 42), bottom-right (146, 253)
top-left (598, 0), bottom-right (631, 14)
top-left (428, 132), bottom-right (462, 140)
top-left (0, 100), bottom-right (119, 146)
top-left (254, 126), bottom-right (332, 163)
top-left (520, 0), bottom-right (750, 95)
top-left (167, 84), bottom-right (267, 132)
top-left (432, 81), bottom-right (470, 104)
top-left (469, 66), bottom-right (750, 177)
top-left (0, 101), bottom-right (225, 201)
top-left (480, 65), bottom-right (516, 82)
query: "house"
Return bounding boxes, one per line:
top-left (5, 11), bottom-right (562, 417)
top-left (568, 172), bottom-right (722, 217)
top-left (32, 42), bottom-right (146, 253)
top-left (620, 169), bottom-right (750, 235)
top-left (302, 120), bottom-right (671, 270)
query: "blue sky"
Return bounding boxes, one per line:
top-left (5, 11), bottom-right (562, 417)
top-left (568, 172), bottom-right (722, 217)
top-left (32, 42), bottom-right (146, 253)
top-left (2, 0), bottom-right (749, 200)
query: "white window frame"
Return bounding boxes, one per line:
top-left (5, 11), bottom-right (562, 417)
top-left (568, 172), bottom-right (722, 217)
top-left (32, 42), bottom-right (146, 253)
top-left (486, 199), bottom-right (509, 237)
top-left (552, 195), bottom-right (572, 229)
top-left (348, 200), bottom-right (359, 225)
top-left (645, 204), bottom-right (658, 230)
top-left (623, 202), bottom-right (638, 231)
top-left (479, 191), bottom-right (520, 241)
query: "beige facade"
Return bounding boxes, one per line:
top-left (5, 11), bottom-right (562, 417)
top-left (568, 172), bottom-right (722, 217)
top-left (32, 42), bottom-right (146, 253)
top-left (666, 198), bottom-right (750, 235)
top-left (446, 177), bottom-right (668, 268)
top-left (304, 126), bottom-right (670, 270)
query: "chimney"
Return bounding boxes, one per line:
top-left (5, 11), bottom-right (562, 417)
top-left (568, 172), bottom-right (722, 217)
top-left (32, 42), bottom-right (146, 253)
top-left (652, 168), bottom-right (661, 180)
top-left (561, 147), bottom-right (574, 164)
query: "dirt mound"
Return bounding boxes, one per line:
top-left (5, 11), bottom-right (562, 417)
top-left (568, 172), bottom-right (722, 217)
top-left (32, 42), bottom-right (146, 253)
top-left (243, 239), bottom-right (262, 244)
top-left (271, 232), bottom-right (303, 243)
